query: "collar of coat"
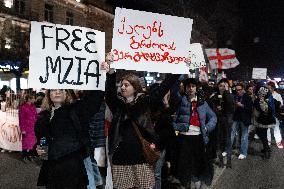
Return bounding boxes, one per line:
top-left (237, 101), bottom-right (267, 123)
top-left (117, 92), bottom-right (145, 105)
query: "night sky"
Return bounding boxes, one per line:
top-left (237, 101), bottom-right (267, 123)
top-left (238, 0), bottom-right (284, 78)
top-left (108, 0), bottom-right (284, 79)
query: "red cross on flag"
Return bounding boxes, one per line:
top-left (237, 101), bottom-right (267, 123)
top-left (205, 48), bottom-right (240, 70)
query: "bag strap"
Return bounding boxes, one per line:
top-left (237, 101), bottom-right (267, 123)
top-left (126, 108), bottom-right (144, 140)
top-left (131, 120), bottom-right (144, 141)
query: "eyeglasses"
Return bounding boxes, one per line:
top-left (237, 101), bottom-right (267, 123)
top-left (236, 88), bottom-right (242, 91)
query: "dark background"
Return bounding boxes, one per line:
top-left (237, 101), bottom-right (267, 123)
top-left (106, 0), bottom-right (284, 79)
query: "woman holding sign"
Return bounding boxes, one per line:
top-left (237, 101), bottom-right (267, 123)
top-left (35, 86), bottom-right (104, 187)
top-left (102, 54), bottom-right (181, 189)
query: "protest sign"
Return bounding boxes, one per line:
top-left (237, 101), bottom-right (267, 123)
top-left (0, 109), bottom-right (22, 151)
top-left (28, 22), bottom-right (106, 90)
top-left (111, 8), bottom-right (193, 74)
top-left (188, 43), bottom-right (206, 70)
top-left (252, 68), bottom-right (267, 79)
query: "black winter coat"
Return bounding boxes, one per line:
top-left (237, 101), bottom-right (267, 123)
top-left (254, 98), bottom-right (276, 125)
top-left (35, 91), bottom-right (104, 187)
top-left (233, 93), bottom-right (253, 126)
top-left (106, 73), bottom-right (180, 161)
top-left (211, 91), bottom-right (235, 116)
top-left (88, 102), bottom-right (106, 149)
top-left (35, 90), bottom-right (104, 160)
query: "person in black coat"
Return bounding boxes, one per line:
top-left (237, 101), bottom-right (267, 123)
top-left (210, 79), bottom-right (235, 168)
top-left (150, 89), bottom-right (177, 189)
top-left (35, 87), bottom-right (104, 188)
top-left (229, 83), bottom-right (253, 160)
top-left (254, 86), bottom-right (276, 159)
top-left (103, 58), bottom-right (180, 189)
top-left (201, 82), bottom-right (218, 162)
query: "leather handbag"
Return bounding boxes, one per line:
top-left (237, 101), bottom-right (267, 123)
top-left (131, 120), bottom-right (161, 164)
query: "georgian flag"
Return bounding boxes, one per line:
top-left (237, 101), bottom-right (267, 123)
top-left (205, 48), bottom-right (240, 70)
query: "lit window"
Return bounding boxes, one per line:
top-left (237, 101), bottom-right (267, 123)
top-left (4, 0), bottom-right (13, 8)
top-left (5, 38), bottom-right (11, 49)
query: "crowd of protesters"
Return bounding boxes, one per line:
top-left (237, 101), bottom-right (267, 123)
top-left (1, 60), bottom-right (284, 189)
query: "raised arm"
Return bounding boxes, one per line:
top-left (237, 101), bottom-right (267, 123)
top-left (150, 74), bottom-right (181, 105)
top-left (105, 72), bottom-right (120, 113)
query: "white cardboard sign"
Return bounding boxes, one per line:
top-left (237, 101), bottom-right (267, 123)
top-left (111, 8), bottom-right (193, 74)
top-left (252, 68), bottom-right (267, 80)
top-left (28, 21), bottom-right (106, 90)
top-left (188, 43), bottom-right (206, 69)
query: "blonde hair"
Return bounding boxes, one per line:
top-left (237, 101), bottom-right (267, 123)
top-left (41, 89), bottom-right (76, 111)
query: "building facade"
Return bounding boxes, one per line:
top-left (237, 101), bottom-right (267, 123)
top-left (0, 0), bottom-right (114, 65)
top-left (0, 0), bottom-right (114, 90)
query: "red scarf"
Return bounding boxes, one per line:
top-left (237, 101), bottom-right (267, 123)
top-left (189, 101), bottom-right (201, 127)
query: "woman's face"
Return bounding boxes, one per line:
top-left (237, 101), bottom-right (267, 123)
top-left (247, 87), bottom-right (254, 95)
top-left (50, 89), bottom-right (66, 104)
top-left (218, 82), bottom-right (226, 93)
top-left (5, 90), bottom-right (10, 97)
top-left (186, 83), bottom-right (197, 96)
top-left (120, 80), bottom-right (135, 98)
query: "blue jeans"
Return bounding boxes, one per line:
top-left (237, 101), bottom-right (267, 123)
top-left (84, 156), bottom-right (103, 189)
top-left (230, 121), bottom-right (249, 156)
top-left (153, 150), bottom-right (166, 189)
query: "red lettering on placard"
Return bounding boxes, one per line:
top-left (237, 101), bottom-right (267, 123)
top-left (117, 17), bottom-right (164, 38)
top-left (112, 49), bottom-right (186, 64)
top-left (129, 36), bottom-right (177, 52)
top-left (134, 25), bottom-right (145, 36)
top-left (115, 16), bottom-right (187, 66)
top-left (117, 17), bottom-right (126, 34)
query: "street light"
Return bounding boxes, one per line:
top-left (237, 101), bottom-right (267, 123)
top-left (4, 0), bottom-right (13, 8)
top-left (145, 72), bottom-right (154, 86)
